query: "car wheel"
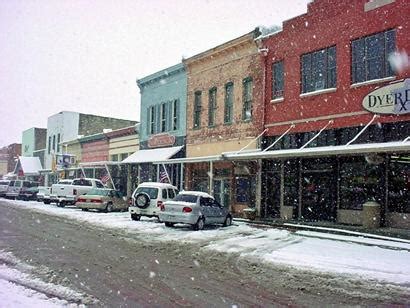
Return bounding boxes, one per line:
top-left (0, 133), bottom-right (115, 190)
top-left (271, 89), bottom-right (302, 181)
top-left (43, 200), bottom-right (50, 205)
top-left (105, 203), bottom-right (113, 213)
top-left (164, 222), bottom-right (174, 227)
top-left (131, 214), bottom-right (141, 221)
top-left (135, 193), bottom-right (150, 209)
top-left (193, 217), bottom-right (205, 231)
top-left (58, 201), bottom-right (66, 208)
top-left (223, 215), bottom-right (232, 227)
top-left (81, 208), bottom-right (89, 211)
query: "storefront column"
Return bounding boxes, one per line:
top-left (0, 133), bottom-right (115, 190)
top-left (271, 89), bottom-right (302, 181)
top-left (280, 162), bottom-right (284, 209)
top-left (180, 163), bottom-right (184, 191)
top-left (209, 161), bottom-right (214, 195)
top-left (256, 159), bottom-right (262, 215)
top-left (127, 164), bottom-right (132, 198)
top-left (298, 159), bottom-right (302, 219)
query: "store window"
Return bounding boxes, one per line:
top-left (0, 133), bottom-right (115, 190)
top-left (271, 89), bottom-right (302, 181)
top-left (235, 177), bottom-right (253, 203)
top-left (224, 82), bottom-right (234, 124)
top-left (301, 46), bottom-right (336, 93)
top-left (339, 157), bottom-right (384, 210)
top-left (193, 91), bottom-right (202, 129)
top-left (208, 87), bottom-right (217, 127)
top-left (242, 77), bottom-right (253, 121)
top-left (351, 29), bottom-right (395, 84)
top-left (388, 156), bottom-right (410, 213)
top-left (272, 61), bottom-right (284, 99)
top-left (284, 159), bottom-right (299, 209)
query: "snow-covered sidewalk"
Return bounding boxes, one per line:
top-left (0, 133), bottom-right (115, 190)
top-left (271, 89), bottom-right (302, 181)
top-left (2, 199), bottom-right (410, 287)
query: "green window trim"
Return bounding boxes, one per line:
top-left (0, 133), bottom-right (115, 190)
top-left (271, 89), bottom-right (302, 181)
top-left (224, 82), bottom-right (234, 124)
top-left (242, 77), bottom-right (253, 121)
top-left (208, 87), bottom-right (217, 127)
top-left (193, 91), bottom-right (202, 129)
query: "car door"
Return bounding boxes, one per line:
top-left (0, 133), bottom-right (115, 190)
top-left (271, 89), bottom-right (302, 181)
top-left (210, 199), bottom-right (226, 224)
top-left (200, 197), bottom-right (215, 223)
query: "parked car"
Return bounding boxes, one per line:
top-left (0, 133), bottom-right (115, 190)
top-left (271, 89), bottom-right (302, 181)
top-left (129, 182), bottom-right (179, 221)
top-left (5, 180), bottom-right (39, 199)
top-left (0, 180), bottom-right (11, 197)
top-left (159, 191), bottom-right (232, 231)
top-left (76, 188), bottom-right (128, 212)
top-left (37, 186), bottom-right (51, 202)
top-left (18, 186), bottom-right (39, 201)
top-left (49, 178), bottom-right (105, 207)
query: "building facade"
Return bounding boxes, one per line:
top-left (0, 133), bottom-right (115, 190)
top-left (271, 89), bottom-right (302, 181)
top-left (0, 143), bottom-right (21, 177)
top-left (183, 29), bottom-right (264, 213)
top-left (253, 0), bottom-right (410, 228)
top-left (22, 127), bottom-right (47, 168)
top-left (134, 63), bottom-right (187, 189)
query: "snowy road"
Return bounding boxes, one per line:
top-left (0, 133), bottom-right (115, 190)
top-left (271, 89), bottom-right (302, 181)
top-left (0, 199), bottom-right (409, 306)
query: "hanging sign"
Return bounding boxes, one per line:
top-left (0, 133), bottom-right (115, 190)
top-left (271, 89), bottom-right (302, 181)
top-left (362, 78), bottom-right (410, 114)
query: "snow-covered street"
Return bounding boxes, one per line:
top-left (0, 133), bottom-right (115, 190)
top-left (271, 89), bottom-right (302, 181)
top-left (2, 199), bottom-right (410, 286)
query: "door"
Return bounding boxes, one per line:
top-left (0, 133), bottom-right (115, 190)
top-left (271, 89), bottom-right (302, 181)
top-left (213, 179), bottom-right (230, 209)
top-left (264, 172), bottom-right (281, 218)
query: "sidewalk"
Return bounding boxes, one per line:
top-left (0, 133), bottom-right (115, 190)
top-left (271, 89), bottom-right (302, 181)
top-left (235, 218), bottom-right (410, 242)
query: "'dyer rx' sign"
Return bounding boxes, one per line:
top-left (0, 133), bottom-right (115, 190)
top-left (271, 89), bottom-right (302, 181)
top-left (362, 79), bottom-right (410, 114)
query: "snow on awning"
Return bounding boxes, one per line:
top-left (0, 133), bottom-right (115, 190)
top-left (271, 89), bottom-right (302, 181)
top-left (222, 141), bottom-right (410, 161)
top-left (153, 154), bottom-right (222, 165)
top-left (121, 146), bottom-right (184, 164)
top-left (17, 156), bottom-right (43, 176)
top-left (79, 161), bottom-right (122, 167)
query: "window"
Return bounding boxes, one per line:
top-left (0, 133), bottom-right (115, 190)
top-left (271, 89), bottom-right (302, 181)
top-left (242, 77), bottom-right (253, 121)
top-left (162, 189), bottom-right (168, 199)
top-left (95, 181), bottom-right (104, 188)
top-left (148, 106), bottom-right (155, 135)
top-left (160, 103), bottom-right (167, 133)
top-left (236, 177), bottom-right (251, 203)
top-left (48, 136), bottom-right (51, 154)
top-left (120, 153), bottom-right (128, 161)
top-left (73, 179), bottom-right (92, 186)
top-left (301, 46), bottom-right (336, 93)
top-left (171, 99), bottom-right (179, 131)
top-left (193, 91), bottom-right (202, 128)
top-left (111, 154), bottom-right (118, 162)
top-left (57, 133), bottom-right (61, 152)
top-left (167, 188), bottom-right (175, 199)
top-left (208, 87), bottom-right (217, 126)
top-left (224, 82), bottom-right (234, 124)
top-left (52, 135), bottom-right (56, 152)
top-left (272, 61), bottom-right (284, 99)
top-left (352, 29), bottom-right (395, 84)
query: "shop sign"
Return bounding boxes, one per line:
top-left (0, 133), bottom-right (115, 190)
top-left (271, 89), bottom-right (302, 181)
top-left (148, 133), bottom-right (176, 148)
top-left (362, 79), bottom-right (410, 114)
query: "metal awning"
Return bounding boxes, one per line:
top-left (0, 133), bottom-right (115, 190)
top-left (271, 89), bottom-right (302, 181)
top-left (121, 146), bottom-right (184, 164)
top-left (153, 154), bottom-right (222, 165)
top-left (79, 161), bottom-right (122, 167)
top-left (222, 141), bottom-right (410, 161)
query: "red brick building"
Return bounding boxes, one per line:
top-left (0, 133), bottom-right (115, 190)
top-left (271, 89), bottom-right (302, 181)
top-left (226, 0), bottom-right (410, 228)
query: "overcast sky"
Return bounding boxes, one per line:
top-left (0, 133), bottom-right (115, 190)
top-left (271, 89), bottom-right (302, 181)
top-left (0, 0), bottom-right (310, 146)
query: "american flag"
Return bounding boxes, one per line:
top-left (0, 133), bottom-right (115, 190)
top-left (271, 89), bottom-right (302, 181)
top-left (159, 169), bottom-right (169, 183)
top-left (100, 172), bottom-right (110, 184)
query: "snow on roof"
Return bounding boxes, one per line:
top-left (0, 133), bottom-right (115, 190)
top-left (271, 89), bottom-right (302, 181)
top-left (122, 146), bottom-right (183, 164)
top-left (18, 156), bottom-right (42, 176)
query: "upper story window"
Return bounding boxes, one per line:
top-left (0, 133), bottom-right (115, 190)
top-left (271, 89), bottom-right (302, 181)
top-left (272, 61), bottom-right (284, 99)
top-left (148, 106), bottom-right (155, 135)
top-left (171, 99), bottom-right (179, 131)
top-left (52, 135), bottom-right (56, 152)
top-left (160, 103), bottom-right (167, 133)
top-left (351, 29), bottom-right (395, 84)
top-left (48, 136), bottom-right (51, 154)
top-left (242, 77), bottom-right (253, 121)
top-left (224, 82), bottom-right (234, 124)
top-left (57, 133), bottom-right (61, 152)
top-left (208, 87), bottom-right (217, 127)
top-left (193, 91), bottom-right (202, 129)
top-left (301, 46), bottom-right (336, 94)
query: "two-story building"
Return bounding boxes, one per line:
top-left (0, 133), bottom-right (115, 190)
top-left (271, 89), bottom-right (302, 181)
top-left (224, 0), bottom-right (410, 228)
top-left (123, 63), bottom-right (187, 190)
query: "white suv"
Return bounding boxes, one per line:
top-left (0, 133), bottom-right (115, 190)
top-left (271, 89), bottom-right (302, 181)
top-left (129, 182), bottom-right (179, 221)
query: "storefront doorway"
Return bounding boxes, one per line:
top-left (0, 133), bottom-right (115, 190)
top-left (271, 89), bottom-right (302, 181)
top-left (301, 158), bottom-right (336, 221)
top-left (213, 179), bottom-right (230, 208)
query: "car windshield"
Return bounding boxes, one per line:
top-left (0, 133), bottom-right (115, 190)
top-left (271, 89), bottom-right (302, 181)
top-left (173, 194), bottom-right (198, 203)
top-left (136, 187), bottom-right (158, 199)
top-left (0, 181), bottom-right (9, 185)
top-left (87, 189), bottom-right (110, 196)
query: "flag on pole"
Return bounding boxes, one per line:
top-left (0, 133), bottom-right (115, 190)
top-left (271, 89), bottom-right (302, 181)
top-left (100, 171), bottom-right (110, 184)
top-left (159, 169), bottom-right (169, 183)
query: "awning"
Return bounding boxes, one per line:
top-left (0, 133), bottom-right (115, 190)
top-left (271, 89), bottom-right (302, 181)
top-left (15, 156), bottom-right (43, 176)
top-left (122, 146), bottom-right (184, 164)
top-left (222, 141), bottom-right (410, 161)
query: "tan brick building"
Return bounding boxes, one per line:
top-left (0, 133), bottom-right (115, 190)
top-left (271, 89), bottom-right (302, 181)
top-left (183, 29), bottom-right (264, 215)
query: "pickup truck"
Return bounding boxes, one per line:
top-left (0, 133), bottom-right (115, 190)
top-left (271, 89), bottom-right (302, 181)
top-left (49, 178), bottom-right (106, 207)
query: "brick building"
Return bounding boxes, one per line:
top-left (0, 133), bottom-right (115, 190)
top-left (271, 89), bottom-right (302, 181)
top-left (225, 0), bottom-right (410, 228)
top-left (0, 143), bottom-right (21, 177)
top-left (182, 29), bottom-right (264, 213)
